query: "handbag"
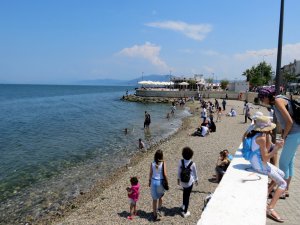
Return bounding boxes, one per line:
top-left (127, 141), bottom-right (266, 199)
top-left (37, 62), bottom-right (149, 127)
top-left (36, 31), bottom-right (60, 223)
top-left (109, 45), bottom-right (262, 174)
top-left (162, 162), bottom-right (169, 190)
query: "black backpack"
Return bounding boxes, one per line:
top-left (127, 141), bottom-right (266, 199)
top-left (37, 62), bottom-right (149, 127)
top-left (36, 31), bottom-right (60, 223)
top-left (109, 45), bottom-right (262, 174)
top-left (180, 160), bottom-right (193, 182)
top-left (290, 98), bottom-right (300, 125)
top-left (279, 96), bottom-right (300, 125)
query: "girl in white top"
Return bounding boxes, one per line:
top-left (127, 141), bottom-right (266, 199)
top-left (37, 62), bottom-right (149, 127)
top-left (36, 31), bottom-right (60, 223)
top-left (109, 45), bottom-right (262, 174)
top-left (247, 116), bottom-right (286, 222)
top-left (149, 149), bottom-right (168, 221)
top-left (177, 147), bottom-right (198, 218)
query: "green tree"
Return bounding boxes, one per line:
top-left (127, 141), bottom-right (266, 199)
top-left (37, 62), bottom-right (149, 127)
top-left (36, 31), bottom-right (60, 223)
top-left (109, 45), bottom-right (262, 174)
top-left (242, 61), bottom-right (273, 87)
top-left (187, 80), bottom-right (197, 90)
top-left (205, 78), bottom-right (213, 90)
top-left (206, 78), bottom-right (213, 84)
top-left (282, 71), bottom-right (297, 90)
top-left (220, 79), bottom-right (229, 90)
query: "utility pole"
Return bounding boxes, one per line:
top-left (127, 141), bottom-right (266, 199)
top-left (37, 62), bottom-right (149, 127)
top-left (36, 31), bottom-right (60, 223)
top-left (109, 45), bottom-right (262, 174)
top-left (275, 0), bottom-right (284, 95)
top-left (273, 0), bottom-right (285, 145)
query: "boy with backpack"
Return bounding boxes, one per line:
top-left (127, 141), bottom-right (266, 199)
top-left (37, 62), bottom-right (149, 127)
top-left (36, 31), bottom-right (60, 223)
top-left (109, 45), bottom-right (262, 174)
top-left (177, 147), bottom-right (198, 218)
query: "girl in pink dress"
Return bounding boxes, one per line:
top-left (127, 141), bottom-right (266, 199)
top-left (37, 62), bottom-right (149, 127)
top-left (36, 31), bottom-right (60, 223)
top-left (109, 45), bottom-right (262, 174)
top-left (126, 177), bottom-right (140, 220)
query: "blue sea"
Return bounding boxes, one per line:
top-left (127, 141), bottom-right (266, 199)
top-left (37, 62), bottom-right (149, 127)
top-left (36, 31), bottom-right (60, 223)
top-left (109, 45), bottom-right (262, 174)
top-left (0, 84), bottom-right (190, 223)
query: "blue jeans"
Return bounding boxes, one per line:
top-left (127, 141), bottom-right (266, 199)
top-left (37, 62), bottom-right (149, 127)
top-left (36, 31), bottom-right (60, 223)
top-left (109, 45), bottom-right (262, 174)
top-left (279, 133), bottom-right (300, 179)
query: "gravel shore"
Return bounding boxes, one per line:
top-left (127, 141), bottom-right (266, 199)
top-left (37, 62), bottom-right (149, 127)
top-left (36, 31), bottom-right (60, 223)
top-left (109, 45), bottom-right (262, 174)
top-left (47, 100), bottom-right (267, 225)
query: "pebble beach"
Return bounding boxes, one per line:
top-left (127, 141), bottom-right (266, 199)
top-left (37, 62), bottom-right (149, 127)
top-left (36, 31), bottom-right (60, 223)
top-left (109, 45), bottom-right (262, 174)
top-left (41, 100), bottom-right (268, 225)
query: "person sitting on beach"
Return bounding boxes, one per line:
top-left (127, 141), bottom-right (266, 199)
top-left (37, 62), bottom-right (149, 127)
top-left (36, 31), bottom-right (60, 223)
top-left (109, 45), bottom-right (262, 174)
top-left (200, 124), bottom-right (209, 137)
top-left (209, 120), bottom-right (216, 133)
top-left (191, 127), bottom-right (202, 136)
top-left (126, 177), bottom-right (140, 220)
top-left (177, 147), bottom-right (198, 218)
top-left (227, 108), bottom-right (237, 117)
top-left (149, 150), bottom-right (168, 221)
top-left (223, 149), bottom-right (233, 161)
top-left (215, 150), bottom-right (230, 183)
top-left (138, 138), bottom-right (145, 150)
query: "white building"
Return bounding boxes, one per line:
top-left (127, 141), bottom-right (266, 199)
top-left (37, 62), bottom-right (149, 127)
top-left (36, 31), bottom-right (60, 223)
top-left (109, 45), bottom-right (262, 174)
top-left (281, 59), bottom-right (300, 82)
top-left (227, 81), bottom-right (249, 92)
top-left (281, 59), bottom-right (300, 93)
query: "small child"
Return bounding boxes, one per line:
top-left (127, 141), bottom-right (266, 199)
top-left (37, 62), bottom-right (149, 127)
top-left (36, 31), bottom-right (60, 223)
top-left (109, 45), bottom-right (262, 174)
top-left (126, 177), bottom-right (140, 220)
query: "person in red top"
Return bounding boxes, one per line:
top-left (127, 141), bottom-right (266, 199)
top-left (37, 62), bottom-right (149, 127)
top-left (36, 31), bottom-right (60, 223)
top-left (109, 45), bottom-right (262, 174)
top-left (126, 177), bottom-right (140, 220)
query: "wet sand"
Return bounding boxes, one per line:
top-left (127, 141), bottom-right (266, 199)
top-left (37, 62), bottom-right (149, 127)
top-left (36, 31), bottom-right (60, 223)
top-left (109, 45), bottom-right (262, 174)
top-left (39, 100), bottom-right (267, 225)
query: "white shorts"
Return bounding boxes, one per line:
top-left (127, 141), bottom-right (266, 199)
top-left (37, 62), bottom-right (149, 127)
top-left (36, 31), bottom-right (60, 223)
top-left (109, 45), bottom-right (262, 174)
top-left (128, 198), bottom-right (137, 206)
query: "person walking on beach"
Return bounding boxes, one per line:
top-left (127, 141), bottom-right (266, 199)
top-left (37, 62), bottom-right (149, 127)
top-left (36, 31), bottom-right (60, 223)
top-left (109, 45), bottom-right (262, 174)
top-left (149, 150), bottom-right (168, 221)
top-left (222, 99), bottom-right (226, 111)
top-left (144, 111), bottom-right (151, 129)
top-left (171, 102), bottom-right (176, 117)
top-left (216, 106), bottom-right (222, 122)
top-left (244, 102), bottom-right (252, 123)
top-left (177, 147), bottom-right (198, 218)
top-left (201, 106), bottom-right (207, 123)
top-left (126, 177), bottom-right (140, 220)
top-left (214, 99), bottom-right (219, 109)
top-left (246, 116), bottom-right (286, 222)
top-left (259, 87), bottom-right (300, 198)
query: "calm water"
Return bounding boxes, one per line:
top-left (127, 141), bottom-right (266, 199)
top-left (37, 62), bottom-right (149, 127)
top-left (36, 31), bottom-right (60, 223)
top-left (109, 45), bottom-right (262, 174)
top-left (0, 84), bottom-right (190, 223)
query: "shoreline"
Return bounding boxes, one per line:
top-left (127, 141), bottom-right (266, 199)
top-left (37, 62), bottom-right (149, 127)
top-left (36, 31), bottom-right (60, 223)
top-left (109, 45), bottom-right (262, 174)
top-left (31, 105), bottom-right (194, 225)
top-left (36, 99), bottom-right (267, 225)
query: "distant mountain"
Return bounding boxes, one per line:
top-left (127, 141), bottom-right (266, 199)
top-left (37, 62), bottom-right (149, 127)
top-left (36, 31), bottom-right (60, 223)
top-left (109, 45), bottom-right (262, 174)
top-left (77, 74), bottom-right (171, 86)
top-left (77, 79), bottom-right (128, 86)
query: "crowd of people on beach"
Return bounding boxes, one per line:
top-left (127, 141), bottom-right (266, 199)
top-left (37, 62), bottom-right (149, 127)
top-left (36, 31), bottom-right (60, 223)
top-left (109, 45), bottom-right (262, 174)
top-left (126, 97), bottom-right (236, 221)
top-left (126, 88), bottom-right (300, 223)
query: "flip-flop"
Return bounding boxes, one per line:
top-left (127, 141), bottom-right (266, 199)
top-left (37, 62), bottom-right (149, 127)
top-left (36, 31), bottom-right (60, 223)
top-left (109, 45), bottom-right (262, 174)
top-left (279, 193), bottom-right (286, 199)
top-left (267, 208), bottom-right (284, 223)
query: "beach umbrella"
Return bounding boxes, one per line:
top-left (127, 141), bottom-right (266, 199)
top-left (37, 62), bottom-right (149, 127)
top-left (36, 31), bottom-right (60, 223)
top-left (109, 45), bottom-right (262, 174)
top-left (138, 80), bottom-right (154, 85)
top-left (179, 82), bottom-right (189, 86)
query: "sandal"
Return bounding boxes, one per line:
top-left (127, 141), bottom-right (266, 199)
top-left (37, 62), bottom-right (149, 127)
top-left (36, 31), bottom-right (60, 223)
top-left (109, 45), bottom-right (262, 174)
top-left (127, 215), bottom-right (133, 220)
top-left (266, 208), bottom-right (284, 223)
top-left (285, 191), bottom-right (289, 197)
top-left (279, 193), bottom-right (286, 199)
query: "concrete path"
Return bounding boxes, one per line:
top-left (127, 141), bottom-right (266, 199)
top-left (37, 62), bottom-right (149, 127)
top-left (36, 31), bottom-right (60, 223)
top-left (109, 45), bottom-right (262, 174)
top-left (267, 153), bottom-right (300, 225)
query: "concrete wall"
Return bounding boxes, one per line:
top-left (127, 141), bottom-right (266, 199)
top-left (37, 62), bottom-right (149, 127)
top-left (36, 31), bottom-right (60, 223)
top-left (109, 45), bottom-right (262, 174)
top-left (136, 89), bottom-right (259, 102)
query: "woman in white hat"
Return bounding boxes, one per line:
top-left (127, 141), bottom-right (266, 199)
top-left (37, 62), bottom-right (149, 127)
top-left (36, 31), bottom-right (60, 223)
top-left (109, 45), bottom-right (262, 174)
top-left (247, 116), bottom-right (286, 222)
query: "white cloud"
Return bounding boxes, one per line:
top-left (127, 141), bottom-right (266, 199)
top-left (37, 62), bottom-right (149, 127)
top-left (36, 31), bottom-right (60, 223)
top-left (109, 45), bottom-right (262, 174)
top-left (234, 42), bottom-right (300, 66)
top-left (117, 42), bottom-right (169, 70)
top-left (145, 20), bottom-right (212, 41)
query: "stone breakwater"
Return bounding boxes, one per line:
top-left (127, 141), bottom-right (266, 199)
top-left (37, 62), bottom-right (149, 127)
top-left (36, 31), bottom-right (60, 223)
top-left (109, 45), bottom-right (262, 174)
top-left (122, 94), bottom-right (178, 103)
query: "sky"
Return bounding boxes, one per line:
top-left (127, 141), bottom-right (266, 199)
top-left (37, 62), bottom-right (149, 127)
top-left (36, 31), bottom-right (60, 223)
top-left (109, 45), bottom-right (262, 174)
top-left (0, 0), bottom-right (300, 84)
